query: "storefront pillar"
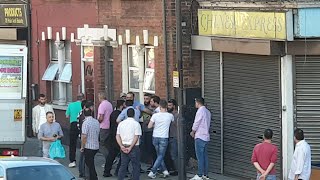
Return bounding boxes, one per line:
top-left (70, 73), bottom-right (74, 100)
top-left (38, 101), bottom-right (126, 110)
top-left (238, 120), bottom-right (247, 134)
top-left (56, 41), bottom-right (66, 105)
top-left (281, 55), bottom-right (294, 179)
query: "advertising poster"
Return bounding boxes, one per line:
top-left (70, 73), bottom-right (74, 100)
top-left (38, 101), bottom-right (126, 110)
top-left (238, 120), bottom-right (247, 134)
top-left (0, 56), bottom-right (23, 95)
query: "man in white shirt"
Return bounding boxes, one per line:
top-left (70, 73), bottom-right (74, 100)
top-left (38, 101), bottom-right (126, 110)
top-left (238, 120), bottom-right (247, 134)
top-left (150, 95), bottom-right (160, 113)
top-left (148, 100), bottom-right (174, 179)
top-left (116, 108), bottom-right (142, 180)
top-left (32, 94), bottom-right (54, 156)
top-left (289, 128), bottom-right (311, 180)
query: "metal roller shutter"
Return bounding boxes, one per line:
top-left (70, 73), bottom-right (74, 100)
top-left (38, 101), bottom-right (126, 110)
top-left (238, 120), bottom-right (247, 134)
top-left (203, 51), bottom-right (221, 173)
top-left (295, 56), bottom-right (320, 163)
top-left (223, 53), bottom-right (281, 179)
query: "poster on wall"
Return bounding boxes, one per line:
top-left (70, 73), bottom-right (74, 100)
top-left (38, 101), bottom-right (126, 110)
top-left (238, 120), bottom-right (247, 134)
top-left (83, 46), bottom-right (94, 60)
top-left (0, 56), bottom-right (23, 95)
top-left (143, 68), bottom-right (155, 93)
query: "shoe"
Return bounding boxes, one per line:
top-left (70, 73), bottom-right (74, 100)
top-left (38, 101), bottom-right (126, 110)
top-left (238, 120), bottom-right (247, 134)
top-left (68, 161), bottom-right (76, 168)
top-left (202, 176), bottom-right (209, 180)
top-left (147, 167), bottom-right (152, 172)
top-left (148, 171), bottom-right (156, 179)
top-left (190, 175), bottom-right (203, 180)
top-left (103, 173), bottom-right (112, 177)
top-left (163, 170), bottom-right (170, 178)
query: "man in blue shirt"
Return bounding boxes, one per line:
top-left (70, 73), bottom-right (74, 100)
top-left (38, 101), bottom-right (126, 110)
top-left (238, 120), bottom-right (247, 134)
top-left (126, 92), bottom-right (153, 115)
top-left (117, 100), bottom-right (141, 123)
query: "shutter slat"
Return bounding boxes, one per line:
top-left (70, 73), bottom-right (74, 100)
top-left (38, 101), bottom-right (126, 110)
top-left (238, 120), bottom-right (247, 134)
top-left (295, 56), bottom-right (320, 163)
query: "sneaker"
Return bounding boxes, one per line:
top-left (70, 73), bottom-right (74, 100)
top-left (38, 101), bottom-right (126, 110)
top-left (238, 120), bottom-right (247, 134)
top-left (190, 175), bottom-right (203, 180)
top-left (148, 171), bottom-right (156, 179)
top-left (163, 170), bottom-right (170, 178)
top-left (202, 176), bottom-right (209, 180)
top-left (68, 161), bottom-right (76, 168)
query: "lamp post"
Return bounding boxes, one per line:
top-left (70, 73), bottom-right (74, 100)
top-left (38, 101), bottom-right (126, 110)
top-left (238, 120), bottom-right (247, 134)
top-left (175, 0), bottom-right (186, 179)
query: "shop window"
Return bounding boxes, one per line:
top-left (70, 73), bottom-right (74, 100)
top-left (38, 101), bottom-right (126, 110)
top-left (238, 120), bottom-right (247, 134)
top-left (144, 47), bottom-right (155, 93)
top-left (128, 46), bottom-right (140, 94)
top-left (42, 40), bottom-right (72, 105)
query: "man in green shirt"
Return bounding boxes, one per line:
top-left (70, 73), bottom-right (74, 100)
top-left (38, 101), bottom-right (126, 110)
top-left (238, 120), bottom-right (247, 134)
top-left (66, 93), bottom-right (85, 168)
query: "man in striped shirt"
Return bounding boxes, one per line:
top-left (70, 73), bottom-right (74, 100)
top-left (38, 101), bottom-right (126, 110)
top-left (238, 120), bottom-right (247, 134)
top-left (81, 108), bottom-right (100, 180)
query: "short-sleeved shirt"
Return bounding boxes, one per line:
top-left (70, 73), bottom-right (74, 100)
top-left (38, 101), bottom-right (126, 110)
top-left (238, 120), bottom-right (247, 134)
top-left (98, 100), bottom-right (113, 129)
top-left (66, 101), bottom-right (82, 123)
top-left (118, 106), bottom-right (141, 122)
top-left (38, 122), bottom-right (64, 150)
top-left (117, 117), bottom-right (142, 146)
top-left (82, 116), bottom-right (100, 150)
top-left (251, 142), bottom-right (278, 175)
top-left (133, 101), bottom-right (145, 111)
top-left (151, 112), bottom-right (174, 138)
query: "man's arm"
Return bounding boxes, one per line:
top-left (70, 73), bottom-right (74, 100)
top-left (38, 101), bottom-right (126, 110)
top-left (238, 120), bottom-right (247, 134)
top-left (65, 105), bottom-right (70, 120)
top-left (253, 162), bottom-right (265, 174)
top-left (81, 134), bottom-right (87, 150)
top-left (32, 107), bottom-right (37, 134)
top-left (98, 114), bottom-right (104, 123)
top-left (293, 149), bottom-right (306, 179)
top-left (192, 111), bottom-right (202, 132)
top-left (148, 120), bottom-right (155, 129)
top-left (57, 124), bottom-right (64, 138)
top-left (116, 110), bottom-right (126, 123)
top-left (127, 135), bottom-right (139, 153)
top-left (38, 129), bottom-right (55, 142)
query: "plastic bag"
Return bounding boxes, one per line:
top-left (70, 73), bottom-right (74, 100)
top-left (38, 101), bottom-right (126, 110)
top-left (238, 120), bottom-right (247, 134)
top-left (49, 140), bottom-right (66, 159)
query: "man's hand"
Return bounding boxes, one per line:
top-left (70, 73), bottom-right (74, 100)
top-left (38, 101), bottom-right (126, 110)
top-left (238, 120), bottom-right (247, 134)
top-left (33, 132), bottom-right (37, 137)
top-left (80, 148), bottom-right (84, 153)
top-left (126, 147), bottom-right (133, 154)
top-left (121, 146), bottom-right (129, 154)
top-left (259, 173), bottom-right (266, 180)
top-left (259, 169), bottom-right (265, 175)
top-left (190, 131), bottom-right (195, 138)
top-left (136, 106), bottom-right (141, 111)
top-left (294, 176), bottom-right (299, 180)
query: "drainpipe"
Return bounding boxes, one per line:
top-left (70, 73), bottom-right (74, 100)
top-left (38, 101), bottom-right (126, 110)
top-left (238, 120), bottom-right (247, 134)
top-left (162, 0), bottom-right (170, 99)
top-left (56, 41), bottom-right (66, 105)
top-left (26, 0), bottom-right (33, 137)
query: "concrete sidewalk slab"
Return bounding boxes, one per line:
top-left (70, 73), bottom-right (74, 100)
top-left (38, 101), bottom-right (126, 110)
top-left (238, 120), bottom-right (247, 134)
top-left (23, 137), bottom-right (240, 180)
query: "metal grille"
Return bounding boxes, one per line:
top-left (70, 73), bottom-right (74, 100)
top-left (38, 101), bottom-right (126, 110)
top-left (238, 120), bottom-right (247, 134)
top-left (203, 51), bottom-right (221, 173)
top-left (295, 56), bottom-right (320, 163)
top-left (223, 53), bottom-right (281, 179)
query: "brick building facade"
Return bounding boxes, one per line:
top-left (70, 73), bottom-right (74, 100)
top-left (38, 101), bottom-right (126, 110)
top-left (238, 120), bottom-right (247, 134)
top-left (30, 0), bottom-right (201, 133)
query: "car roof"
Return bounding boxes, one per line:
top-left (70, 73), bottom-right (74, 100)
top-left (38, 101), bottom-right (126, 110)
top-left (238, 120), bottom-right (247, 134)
top-left (0, 157), bottom-right (61, 169)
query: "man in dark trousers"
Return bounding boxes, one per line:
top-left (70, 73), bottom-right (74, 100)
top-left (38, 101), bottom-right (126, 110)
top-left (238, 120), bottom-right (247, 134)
top-left (103, 99), bottom-right (125, 177)
top-left (116, 108), bottom-right (142, 180)
top-left (81, 108), bottom-right (100, 180)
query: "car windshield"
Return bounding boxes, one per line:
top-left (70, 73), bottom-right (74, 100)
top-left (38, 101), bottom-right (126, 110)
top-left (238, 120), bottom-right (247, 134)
top-left (6, 165), bottom-right (75, 180)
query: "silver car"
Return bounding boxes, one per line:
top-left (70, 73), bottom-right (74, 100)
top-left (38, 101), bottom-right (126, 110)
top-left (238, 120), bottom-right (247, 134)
top-left (0, 157), bottom-right (77, 180)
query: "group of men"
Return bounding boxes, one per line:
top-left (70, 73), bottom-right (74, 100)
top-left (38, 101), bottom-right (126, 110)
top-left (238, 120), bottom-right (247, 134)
top-left (70, 92), bottom-right (182, 180)
top-left (252, 128), bottom-right (311, 180)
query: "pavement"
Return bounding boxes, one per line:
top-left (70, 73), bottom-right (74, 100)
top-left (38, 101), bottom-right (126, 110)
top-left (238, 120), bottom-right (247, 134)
top-left (23, 137), bottom-right (240, 180)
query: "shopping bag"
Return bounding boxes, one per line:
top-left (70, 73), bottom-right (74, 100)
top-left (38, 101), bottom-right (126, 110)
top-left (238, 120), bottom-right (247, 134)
top-left (49, 140), bottom-right (66, 159)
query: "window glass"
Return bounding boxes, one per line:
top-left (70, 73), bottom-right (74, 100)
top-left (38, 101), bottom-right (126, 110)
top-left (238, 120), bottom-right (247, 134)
top-left (65, 41), bottom-right (71, 62)
top-left (52, 81), bottom-right (59, 101)
top-left (0, 166), bottom-right (4, 177)
top-left (129, 68), bottom-right (139, 90)
top-left (128, 47), bottom-right (139, 67)
top-left (50, 41), bottom-right (58, 60)
top-left (42, 63), bottom-right (59, 81)
top-left (6, 165), bottom-right (74, 180)
top-left (66, 83), bottom-right (72, 102)
top-left (59, 63), bottom-right (72, 83)
top-left (146, 48), bottom-right (155, 69)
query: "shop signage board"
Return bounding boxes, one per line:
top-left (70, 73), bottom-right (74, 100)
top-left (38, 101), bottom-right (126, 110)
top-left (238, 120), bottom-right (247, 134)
top-left (0, 4), bottom-right (27, 27)
top-left (294, 8), bottom-right (320, 37)
top-left (198, 10), bottom-right (286, 40)
top-left (0, 56), bottom-right (23, 97)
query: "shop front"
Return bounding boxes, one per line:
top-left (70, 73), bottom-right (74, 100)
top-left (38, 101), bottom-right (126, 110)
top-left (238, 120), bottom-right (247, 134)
top-left (193, 9), bottom-right (293, 179)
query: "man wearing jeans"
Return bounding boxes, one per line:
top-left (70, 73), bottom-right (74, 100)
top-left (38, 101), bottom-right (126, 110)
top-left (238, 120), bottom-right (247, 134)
top-left (116, 108), bottom-right (142, 180)
top-left (251, 129), bottom-right (278, 180)
top-left (190, 98), bottom-right (211, 180)
top-left (148, 100), bottom-right (174, 179)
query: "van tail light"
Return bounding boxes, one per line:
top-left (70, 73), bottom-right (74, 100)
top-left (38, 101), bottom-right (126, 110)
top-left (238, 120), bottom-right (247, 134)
top-left (2, 150), bottom-right (19, 156)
